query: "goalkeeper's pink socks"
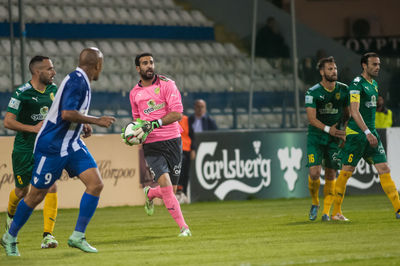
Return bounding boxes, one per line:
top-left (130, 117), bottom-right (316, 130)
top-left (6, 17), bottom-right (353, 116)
top-left (148, 186), bottom-right (162, 200)
top-left (161, 186), bottom-right (188, 229)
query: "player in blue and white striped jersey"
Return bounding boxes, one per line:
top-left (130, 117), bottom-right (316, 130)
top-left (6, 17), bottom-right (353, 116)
top-left (2, 48), bottom-right (115, 256)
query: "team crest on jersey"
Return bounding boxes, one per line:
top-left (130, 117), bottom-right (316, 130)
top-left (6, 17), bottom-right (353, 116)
top-left (374, 86), bottom-right (378, 92)
top-left (154, 87), bottom-right (160, 94)
top-left (335, 92), bottom-right (340, 100)
top-left (31, 106), bottom-right (49, 121)
top-left (319, 102), bottom-right (338, 114)
top-left (143, 99), bottom-right (165, 114)
top-left (50, 92), bottom-right (55, 101)
top-left (365, 95), bottom-right (377, 108)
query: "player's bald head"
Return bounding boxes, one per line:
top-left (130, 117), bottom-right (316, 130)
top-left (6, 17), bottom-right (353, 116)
top-left (78, 47), bottom-right (103, 68)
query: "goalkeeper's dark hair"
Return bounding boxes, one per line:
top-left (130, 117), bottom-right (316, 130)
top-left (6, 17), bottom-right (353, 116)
top-left (317, 56), bottom-right (335, 70)
top-left (361, 52), bottom-right (379, 68)
top-left (135, 52), bottom-right (153, 66)
top-left (29, 55), bottom-right (50, 74)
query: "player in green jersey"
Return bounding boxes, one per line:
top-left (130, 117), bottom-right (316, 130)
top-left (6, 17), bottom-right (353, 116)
top-left (332, 52), bottom-right (400, 220)
top-left (3, 56), bottom-right (59, 248)
top-left (305, 56), bottom-right (349, 221)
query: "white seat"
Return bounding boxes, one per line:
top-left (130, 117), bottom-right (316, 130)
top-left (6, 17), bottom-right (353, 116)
top-left (166, 10), bottom-right (183, 26)
top-left (115, 8), bottom-right (131, 24)
top-left (42, 40), bottom-right (59, 56)
top-left (0, 5), bottom-right (8, 22)
top-left (174, 42), bottom-right (190, 56)
top-left (117, 109), bottom-right (130, 116)
top-left (190, 10), bottom-right (213, 27)
top-left (124, 41), bottom-right (141, 55)
top-left (70, 41), bottom-right (85, 54)
top-left (89, 109), bottom-right (102, 116)
top-left (97, 40), bottom-right (114, 55)
top-left (29, 40), bottom-right (45, 55)
top-left (161, 42), bottom-right (177, 56)
top-left (62, 6), bottom-right (80, 24)
top-left (91, 7), bottom-right (106, 24)
top-left (47, 6), bottom-right (64, 23)
top-left (225, 43), bottom-right (242, 56)
top-left (35, 6), bottom-right (51, 23)
top-left (109, 41), bottom-right (128, 56)
top-left (154, 9), bottom-right (172, 26)
top-left (178, 10), bottom-right (196, 26)
top-left (102, 7), bottom-right (119, 24)
top-left (187, 42), bottom-right (203, 56)
top-left (137, 41), bottom-right (153, 53)
top-left (23, 5), bottom-right (37, 23)
top-left (142, 9), bottom-right (157, 25)
top-left (129, 9), bottom-right (145, 25)
top-left (57, 41), bottom-right (74, 56)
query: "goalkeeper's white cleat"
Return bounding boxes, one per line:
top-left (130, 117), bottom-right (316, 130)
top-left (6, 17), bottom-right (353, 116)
top-left (331, 213), bottom-right (349, 221)
top-left (178, 227), bottom-right (191, 237)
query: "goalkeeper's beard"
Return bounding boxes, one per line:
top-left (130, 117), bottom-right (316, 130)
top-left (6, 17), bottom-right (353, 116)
top-left (141, 70), bottom-right (155, 81)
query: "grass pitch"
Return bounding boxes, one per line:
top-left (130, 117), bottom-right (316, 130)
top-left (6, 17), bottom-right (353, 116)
top-left (1, 194), bottom-right (400, 265)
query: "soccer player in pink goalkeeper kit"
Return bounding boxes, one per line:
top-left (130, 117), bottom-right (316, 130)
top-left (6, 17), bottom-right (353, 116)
top-left (122, 52), bottom-right (191, 237)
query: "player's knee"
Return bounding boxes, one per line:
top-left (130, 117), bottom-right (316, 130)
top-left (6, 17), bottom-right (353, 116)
top-left (25, 190), bottom-right (47, 208)
top-left (15, 187), bottom-right (29, 198)
top-left (309, 170), bottom-right (321, 180)
top-left (90, 181), bottom-right (104, 194)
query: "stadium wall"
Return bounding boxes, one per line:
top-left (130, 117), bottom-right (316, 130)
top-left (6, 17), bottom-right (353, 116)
top-left (0, 135), bottom-right (144, 210)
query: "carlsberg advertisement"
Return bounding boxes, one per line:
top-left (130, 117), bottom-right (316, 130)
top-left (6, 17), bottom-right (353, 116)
top-left (190, 130), bottom-right (383, 202)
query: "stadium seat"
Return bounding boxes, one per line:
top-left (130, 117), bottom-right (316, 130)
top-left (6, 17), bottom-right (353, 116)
top-left (0, 5), bottom-right (8, 22)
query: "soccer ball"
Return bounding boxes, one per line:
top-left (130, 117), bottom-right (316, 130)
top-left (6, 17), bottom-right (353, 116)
top-left (124, 122), bottom-right (143, 145)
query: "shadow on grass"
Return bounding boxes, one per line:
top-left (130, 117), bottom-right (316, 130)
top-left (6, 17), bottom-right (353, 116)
top-left (94, 235), bottom-right (173, 245)
top-left (285, 220), bottom-right (354, 226)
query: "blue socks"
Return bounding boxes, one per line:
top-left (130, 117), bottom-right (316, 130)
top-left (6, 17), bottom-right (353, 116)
top-left (9, 200), bottom-right (34, 237)
top-left (75, 192), bottom-right (99, 233)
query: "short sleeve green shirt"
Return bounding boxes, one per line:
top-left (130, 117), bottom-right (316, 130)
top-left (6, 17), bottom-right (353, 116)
top-left (6, 81), bottom-right (57, 152)
top-left (305, 81), bottom-right (349, 135)
top-left (347, 75), bottom-right (378, 133)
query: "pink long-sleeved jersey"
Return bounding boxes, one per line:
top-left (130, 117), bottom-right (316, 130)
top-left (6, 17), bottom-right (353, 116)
top-left (129, 75), bottom-right (183, 144)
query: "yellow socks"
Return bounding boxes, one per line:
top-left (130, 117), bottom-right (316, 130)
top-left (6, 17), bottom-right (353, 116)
top-left (322, 179), bottom-right (336, 215)
top-left (308, 176), bottom-right (320, 206)
top-left (7, 189), bottom-right (21, 216)
top-left (332, 170), bottom-right (352, 216)
top-left (379, 173), bottom-right (400, 212)
top-left (43, 192), bottom-right (58, 234)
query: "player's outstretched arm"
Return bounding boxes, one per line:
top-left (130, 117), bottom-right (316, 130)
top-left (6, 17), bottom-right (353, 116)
top-left (61, 110), bottom-right (115, 128)
top-left (4, 112), bottom-right (44, 133)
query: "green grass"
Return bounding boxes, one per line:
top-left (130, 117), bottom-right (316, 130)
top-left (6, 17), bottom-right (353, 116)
top-left (1, 194), bottom-right (400, 265)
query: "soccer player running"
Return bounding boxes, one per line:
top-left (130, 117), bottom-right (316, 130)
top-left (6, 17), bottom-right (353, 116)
top-left (123, 52), bottom-right (191, 237)
top-left (1, 48), bottom-right (115, 256)
top-left (4, 55), bottom-right (59, 248)
top-left (305, 56), bottom-right (349, 221)
top-left (332, 52), bottom-right (400, 220)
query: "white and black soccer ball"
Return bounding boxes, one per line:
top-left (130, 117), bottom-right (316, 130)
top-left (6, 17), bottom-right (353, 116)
top-left (124, 122), bottom-right (143, 145)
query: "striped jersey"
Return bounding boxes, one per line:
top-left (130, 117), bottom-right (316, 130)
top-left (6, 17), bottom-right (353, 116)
top-left (34, 67), bottom-right (91, 156)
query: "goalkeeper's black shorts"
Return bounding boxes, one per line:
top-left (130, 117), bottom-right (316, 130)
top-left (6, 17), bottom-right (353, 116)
top-left (143, 137), bottom-right (182, 184)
